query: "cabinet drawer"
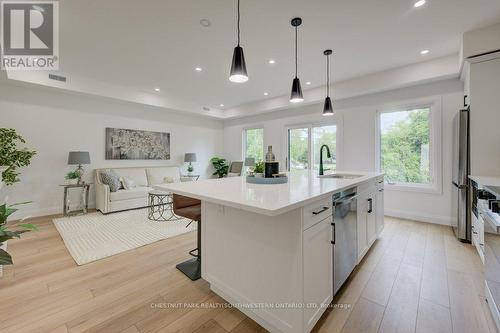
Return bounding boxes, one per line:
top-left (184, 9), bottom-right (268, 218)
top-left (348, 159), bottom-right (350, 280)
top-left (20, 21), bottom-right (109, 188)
top-left (303, 197), bottom-right (332, 230)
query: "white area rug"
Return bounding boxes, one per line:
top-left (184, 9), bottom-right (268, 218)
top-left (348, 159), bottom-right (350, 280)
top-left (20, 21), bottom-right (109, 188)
top-left (53, 209), bottom-right (196, 265)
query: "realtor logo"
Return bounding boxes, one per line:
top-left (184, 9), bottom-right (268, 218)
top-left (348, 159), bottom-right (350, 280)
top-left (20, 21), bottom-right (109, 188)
top-left (1, 1), bottom-right (59, 70)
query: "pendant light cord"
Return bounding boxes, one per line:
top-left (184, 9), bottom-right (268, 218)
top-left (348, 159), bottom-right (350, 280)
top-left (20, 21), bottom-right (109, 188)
top-left (295, 25), bottom-right (298, 78)
top-left (326, 54), bottom-right (330, 97)
top-left (237, 0), bottom-right (241, 46)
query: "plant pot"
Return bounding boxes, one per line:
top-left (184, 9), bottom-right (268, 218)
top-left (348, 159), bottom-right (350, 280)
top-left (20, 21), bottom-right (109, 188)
top-left (254, 173), bottom-right (264, 178)
top-left (0, 242), bottom-right (6, 278)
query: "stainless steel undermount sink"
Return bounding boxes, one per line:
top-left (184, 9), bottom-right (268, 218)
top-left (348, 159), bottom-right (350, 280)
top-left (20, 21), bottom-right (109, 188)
top-left (318, 173), bottom-right (364, 179)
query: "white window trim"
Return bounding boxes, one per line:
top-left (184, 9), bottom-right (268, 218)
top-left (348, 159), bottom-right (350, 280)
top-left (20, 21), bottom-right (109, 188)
top-left (375, 97), bottom-right (443, 194)
top-left (242, 126), bottom-right (265, 161)
top-left (282, 117), bottom-right (344, 172)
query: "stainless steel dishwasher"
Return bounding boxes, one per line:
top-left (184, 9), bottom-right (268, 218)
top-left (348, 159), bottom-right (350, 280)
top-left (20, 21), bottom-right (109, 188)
top-left (332, 188), bottom-right (358, 295)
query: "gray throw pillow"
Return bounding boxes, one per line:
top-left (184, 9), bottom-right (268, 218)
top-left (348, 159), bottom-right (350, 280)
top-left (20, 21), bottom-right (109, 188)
top-left (101, 170), bottom-right (122, 192)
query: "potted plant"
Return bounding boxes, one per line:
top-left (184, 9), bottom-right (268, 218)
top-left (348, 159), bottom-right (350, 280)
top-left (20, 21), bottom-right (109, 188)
top-left (210, 157), bottom-right (229, 178)
top-left (65, 170), bottom-right (82, 184)
top-left (0, 200), bottom-right (37, 277)
top-left (253, 161), bottom-right (265, 178)
top-left (0, 128), bottom-right (36, 190)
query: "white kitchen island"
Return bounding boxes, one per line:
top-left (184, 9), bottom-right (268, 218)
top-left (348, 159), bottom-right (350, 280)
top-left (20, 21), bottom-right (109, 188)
top-left (159, 171), bottom-right (384, 333)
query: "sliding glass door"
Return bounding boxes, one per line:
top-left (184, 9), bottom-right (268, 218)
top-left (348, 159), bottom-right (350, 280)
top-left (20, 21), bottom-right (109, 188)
top-left (287, 124), bottom-right (337, 172)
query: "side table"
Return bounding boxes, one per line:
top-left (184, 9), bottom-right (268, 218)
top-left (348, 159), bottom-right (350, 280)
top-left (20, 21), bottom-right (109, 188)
top-left (60, 183), bottom-right (92, 216)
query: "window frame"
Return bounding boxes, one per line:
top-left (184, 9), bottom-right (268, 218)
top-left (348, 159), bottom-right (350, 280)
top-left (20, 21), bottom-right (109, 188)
top-left (375, 97), bottom-right (442, 194)
top-left (283, 119), bottom-right (343, 172)
top-left (242, 127), bottom-right (265, 161)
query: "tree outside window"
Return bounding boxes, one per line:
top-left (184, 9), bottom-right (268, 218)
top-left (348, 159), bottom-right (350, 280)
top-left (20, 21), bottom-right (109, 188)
top-left (245, 128), bottom-right (264, 161)
top-left (380, 108), bottom-right (431, 185)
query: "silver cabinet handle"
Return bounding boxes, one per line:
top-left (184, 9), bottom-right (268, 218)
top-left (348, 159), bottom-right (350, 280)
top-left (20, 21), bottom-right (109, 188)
top-left (312, 206), bottom-right (329, 215)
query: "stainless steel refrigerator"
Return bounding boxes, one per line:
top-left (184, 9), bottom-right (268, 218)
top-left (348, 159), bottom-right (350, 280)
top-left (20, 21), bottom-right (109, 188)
top-left (452, 107), bottom-right (470, 242)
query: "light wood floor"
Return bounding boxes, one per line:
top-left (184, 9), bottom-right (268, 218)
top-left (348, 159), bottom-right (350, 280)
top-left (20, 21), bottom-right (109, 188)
top-left (0, 215), bottom-right (496, 333)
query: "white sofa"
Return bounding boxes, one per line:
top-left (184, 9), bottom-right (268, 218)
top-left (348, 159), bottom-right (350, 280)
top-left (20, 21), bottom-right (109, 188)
top-left (95, 166), bottom-right (191, 214)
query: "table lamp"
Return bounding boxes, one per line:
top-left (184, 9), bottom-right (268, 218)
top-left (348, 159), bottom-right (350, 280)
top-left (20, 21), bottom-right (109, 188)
top-left (184, 153), bottom-right (197, 175)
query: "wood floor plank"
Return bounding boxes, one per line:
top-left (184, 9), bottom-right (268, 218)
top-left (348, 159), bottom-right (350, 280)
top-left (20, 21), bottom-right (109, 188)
top-left (378, 263), bottom-right (422, 333)
top-left (192, 319), bottom-right (228, 333)
top-left (340, 297), bottom-right (385, 333)
top-left (448, 269), bottom-right (491, 333)
top-left (415, 298), bottom-right (453, 333)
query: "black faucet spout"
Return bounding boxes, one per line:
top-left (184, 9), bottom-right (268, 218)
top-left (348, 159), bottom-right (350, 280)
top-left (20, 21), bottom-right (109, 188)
top-left (319, 144), bottom-right (331, 176)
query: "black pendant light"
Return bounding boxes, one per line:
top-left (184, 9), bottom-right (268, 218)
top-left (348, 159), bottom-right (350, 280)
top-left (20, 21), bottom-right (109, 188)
top-left (322, 49), bottom-right (334, 116)
top-left (290, 17), bottom-right (304, 103)
top-left (229, 0), bottom-right (248, 83)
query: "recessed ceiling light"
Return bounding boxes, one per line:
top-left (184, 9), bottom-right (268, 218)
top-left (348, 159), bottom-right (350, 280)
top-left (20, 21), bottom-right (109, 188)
top-left (414, 0), bottom-right (426, 8)
top-left (195, 67), bottom-right (202, 71)
top-left (154, 88), bottom-right (160, 92)
top-left (420, 49), bottom-right (430, 55)
top-left (220, 104), bottom-right (225, 107)
top-left (200, 19), bottom-right (211, 27)
top-left (268, 59), bottom-right (276, 64)
top-left (264, 92), bottom-right (269, 96)
top-left (306, 81), bottom-right (311, 85)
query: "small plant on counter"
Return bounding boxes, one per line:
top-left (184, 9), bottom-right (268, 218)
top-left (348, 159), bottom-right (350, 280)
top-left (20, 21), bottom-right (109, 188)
top-left (254, 161), bottom-right (265, 174)
top-left (210, 157), bottom-right (229, 178)
top-left (0, 128), bottom-right (36, 186)
top-left (0, 200), bottom-right (37, 265)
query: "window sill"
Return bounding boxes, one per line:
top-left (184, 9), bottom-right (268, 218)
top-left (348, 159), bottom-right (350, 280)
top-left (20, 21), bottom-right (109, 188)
top-left (384, 183), bottom-right (442, 195)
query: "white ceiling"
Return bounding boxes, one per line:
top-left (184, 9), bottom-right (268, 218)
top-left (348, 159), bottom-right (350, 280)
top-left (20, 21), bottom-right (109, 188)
top-left (10, 0), bottom-right (500, 115)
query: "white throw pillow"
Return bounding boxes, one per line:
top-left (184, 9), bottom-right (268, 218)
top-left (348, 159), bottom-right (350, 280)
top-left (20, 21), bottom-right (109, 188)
top-left (121, 177), bottom-right (136, 190)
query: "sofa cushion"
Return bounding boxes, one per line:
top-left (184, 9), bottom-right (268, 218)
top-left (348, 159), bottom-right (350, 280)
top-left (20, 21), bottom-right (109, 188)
top-left (146, 167), bottom-right (180, 186)
top-left (100, 170), bottom-right (122, 192)
top-left (113, 168), bottom-right (148, 187)
top-left (110, 186), bottom-right (153, 201)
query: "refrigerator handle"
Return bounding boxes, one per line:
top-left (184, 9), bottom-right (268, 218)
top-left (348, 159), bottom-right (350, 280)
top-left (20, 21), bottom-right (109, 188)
top-left (453, 181), bottom-right (468, 189)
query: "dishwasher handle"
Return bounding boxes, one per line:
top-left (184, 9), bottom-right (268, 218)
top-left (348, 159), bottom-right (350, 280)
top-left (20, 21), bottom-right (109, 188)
top-left (333, 193), bottom-right (358, 206)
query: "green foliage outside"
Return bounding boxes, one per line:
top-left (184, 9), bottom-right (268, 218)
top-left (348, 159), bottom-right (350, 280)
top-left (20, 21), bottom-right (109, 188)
top-left (380, 109), bottom-right (430, 184)
top-left (245, 129), bottom-right (264, 162)
top-left (0, 128), bottom-right (37, 186)
top-left (289, 126), bottom-right (337, 171)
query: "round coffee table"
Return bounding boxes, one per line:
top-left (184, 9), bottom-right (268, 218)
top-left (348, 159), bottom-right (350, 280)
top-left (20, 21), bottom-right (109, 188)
top-left (148, 190), bottom-right (181, 221)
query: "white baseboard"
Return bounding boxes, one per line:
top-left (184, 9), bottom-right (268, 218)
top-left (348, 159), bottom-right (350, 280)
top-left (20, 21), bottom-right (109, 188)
top-left (385, 209), bottom-right (455, 226)
top-left (10, 202), bottom-right (96, 220)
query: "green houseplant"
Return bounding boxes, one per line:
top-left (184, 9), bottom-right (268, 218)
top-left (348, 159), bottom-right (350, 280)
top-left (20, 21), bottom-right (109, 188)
top-left (65, 170), bottom-right (82, 184)
top-left (0, 128), bottom-right (36, 187)
top-left (210, 157), bottom-right (229, 178)
top-left (0, 201), bottom-right (37, 267)
top-left (253, 161), bottom-right (265, 177)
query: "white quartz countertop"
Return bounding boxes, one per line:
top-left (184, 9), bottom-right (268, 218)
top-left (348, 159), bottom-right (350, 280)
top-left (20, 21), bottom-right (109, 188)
top-left (157, 171), bottom-right (383, 216)
top-left (469, 175), bottom-right (500, 187)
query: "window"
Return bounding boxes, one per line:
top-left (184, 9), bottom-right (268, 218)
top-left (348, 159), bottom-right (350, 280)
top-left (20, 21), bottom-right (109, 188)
top-left (244, 128), bottom-right (264, 161)
top-left (378, 104), bottom-right (440, 191)
top-left (287, 124), bottom-right (337, 172)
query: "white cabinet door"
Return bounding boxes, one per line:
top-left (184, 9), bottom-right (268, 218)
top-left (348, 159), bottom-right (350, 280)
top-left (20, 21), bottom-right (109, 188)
top-left (366, 194), bottom-right (377, 246)
top-left (303, 217), bottom-right (333, 331)
top-left (376, 188), bottom-right (384, 235)
top-left (357, 192), bottom-right (368, 262)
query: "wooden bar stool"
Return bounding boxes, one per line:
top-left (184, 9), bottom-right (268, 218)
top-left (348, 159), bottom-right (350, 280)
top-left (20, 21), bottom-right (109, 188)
top-left (172, 194), bottom-right (201, 280)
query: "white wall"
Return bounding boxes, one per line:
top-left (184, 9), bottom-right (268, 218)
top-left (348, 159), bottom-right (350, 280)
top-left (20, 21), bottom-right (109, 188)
top-left (224, 79), bottom-right (464, 225)
top-left (0, 83), bottom-right (224, 218)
